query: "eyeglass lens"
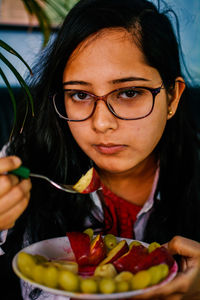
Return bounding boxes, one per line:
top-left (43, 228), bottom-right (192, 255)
top-left (53, 87), bottom-right (157, 121)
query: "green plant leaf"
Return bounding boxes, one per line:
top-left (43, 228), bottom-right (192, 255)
top-left (0, 40), bottom-right (33, 75)
top-left (0, 52), bottom-right (34, 116)
top-left (42, 0), bottom-right (67, 19)
top-left (21, 0), bottom-right (51, 47)
top-left (0, 68), bottom-right (16, 127)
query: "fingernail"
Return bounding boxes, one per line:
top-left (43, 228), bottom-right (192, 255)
top-left (13, 156), bottom-right (22, 165)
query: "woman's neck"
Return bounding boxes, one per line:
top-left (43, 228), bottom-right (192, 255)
top-left (98, 155), bottom-right (158, 206)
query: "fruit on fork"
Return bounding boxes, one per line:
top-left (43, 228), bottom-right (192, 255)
top-left (10, 166), bottom-right (100, 194)
top-left (73, 167), bottom-right (101, 193)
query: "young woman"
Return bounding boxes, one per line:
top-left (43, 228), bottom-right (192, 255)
top-left (0, 0), bottom-right (200, 299)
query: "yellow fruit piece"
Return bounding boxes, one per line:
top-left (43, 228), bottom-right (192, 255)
top-left (32, 264), bottom-right (45, 284)
top-left (159, 264), bottom-right (169, 280)
top-left (58, 270), bottom-right (80, 292)
top-left (104, 234), bottom-right (117, 250)
top-left (17, 252), bottom-right (36, 279)
top-left (129, 241), bottom-right (142, 249)
top-left (80, 278), bottom-right (98, 294)
top-left (99, 278), bottom-right (116, 294)
top-left (83, 228), bottom-right (94, 241)
top-left (51, 260), bottom-right (78, 274)
top-left (131, 270), bottom-right (151, 290)
top-left (116, 280), bottom-right (130, 292)
top-left (73, 168), bottom-right (93, 192)
top-left (43, 265), bottom-right (58, 288)
top-left (148, 263), bottom-right (169, 286)
top-left (148, 265), bottom-right (163, 285)
top-left (94, 263), bottom-right (117, 278)
top-left (115, 271), bottom-right (134, 282)
top-left (148, 242), bottom-right (161, 253)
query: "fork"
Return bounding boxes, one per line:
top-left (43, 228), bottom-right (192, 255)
top-left (10, 166), bottom-right (77, 194)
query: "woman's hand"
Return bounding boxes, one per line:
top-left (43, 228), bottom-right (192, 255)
top-left (132, 236), bottom-right (200, 300)
top-left (0, 156), bottom-right (32, 230)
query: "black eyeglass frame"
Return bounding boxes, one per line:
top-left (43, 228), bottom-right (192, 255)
top-left (53, 83), bottom-right (164, 122)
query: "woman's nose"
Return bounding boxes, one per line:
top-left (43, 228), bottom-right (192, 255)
top-left (91, 100), bottom-right (118, 133)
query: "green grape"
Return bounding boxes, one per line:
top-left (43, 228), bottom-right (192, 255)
top-left (104, 234), bottom-right (117, 250)
top-left (116, 280), bottom-right (130, 292)
top-left (43, 265), bottom-right (58, 288)
top-left (83, 228), bottom-right (94, 241)
top-left (58, 270), bottom-right (80, 292)
top-left (115, 271), bottom-right (134, 282)
top-left (32, 264), bottom-right (45, 284)
top-left (17, 252), bottom-right (36, 279)
top-left (131, 270), bottom-right (151, 290)
top-left (129, 240), bottom-right (142, 249)
top-left (147, 265), bottom-right (163, 285)
top-left (99, 278), bottom-right (116, 294)
top-left (148, 242), bottom-right (161, 253)
top-left (94, 263), bottom-right (117, 278)
top-left (159, 264), bottom-right (169, 280)
top-left (80, 278), bottom-right (98, 294)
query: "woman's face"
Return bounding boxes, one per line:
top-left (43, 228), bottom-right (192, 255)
top-left (63, 29), bottom-right (172, 175)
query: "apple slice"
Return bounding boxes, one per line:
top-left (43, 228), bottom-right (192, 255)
top-left (113, 244), bottom-right (175, 274)
top-left (67, 232), bottom-right (106, 267)
top-left (113, 244), bottom-right (148, 273)
top-left (67, 232), bottom-right (90, 266)
top-left (99, 240), bottom-right (129, 266)
top-left (88, 234), bottom-right (107, 265)
top-left (73, 167), bottom-right (100, 194)
top-left (142, 246), bottom-right (175, 270)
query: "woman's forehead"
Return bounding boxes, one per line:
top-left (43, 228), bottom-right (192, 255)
top-left (66, 28), bottom-right (140, 65)
top-left (63, 28), bottom-right (160, 86)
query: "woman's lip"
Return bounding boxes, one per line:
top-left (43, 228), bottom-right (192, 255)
top-left (94, 144), bottom-right (126, 154)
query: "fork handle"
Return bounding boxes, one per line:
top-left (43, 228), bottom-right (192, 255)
top-left (10, 166), bottom-right (30, 179)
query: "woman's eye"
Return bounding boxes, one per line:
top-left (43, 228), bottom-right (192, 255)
top-left (119, 89), bottom-right (138, 98)
top-left (71, 92), bottom-right (91, 101)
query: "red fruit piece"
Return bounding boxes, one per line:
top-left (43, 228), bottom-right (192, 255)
top-left (73, 167), bottom-right (101, 194)
top-left (113, 244), bottom-right (175, 274)
top-left (67, 232), bottom-right (90, 266)
top-left (99, 240), bottom-right (129, 266)
top-left (67, 232), bottom-right (107, 267)
top-left (143, 246), bottom-right (175, 269)
top-left (113, 245), bottom-right (148, 273)
top-left (88, 234), bottom-right (107, 265)
top-left (78, 265), bottom-right (97, 277)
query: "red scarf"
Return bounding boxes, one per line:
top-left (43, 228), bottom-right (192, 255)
top-left (101, 183), bottom-right (142, 239)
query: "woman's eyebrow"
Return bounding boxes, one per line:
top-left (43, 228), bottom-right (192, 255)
top-left (110, 77), bottom-right (150, 84)
top-left (63, 80), bottom-right (91, 86)
top-left (63, 77), bottom-right (150, 86)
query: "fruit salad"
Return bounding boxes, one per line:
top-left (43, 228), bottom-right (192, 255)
top-left (17, 229), bottom-right (176, 295)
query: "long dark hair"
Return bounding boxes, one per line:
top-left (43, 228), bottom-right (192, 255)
top-left (5, 0), bottom-right (200, 257)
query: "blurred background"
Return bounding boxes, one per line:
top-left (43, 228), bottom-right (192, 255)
top-left (0, 0), bottom-right (200, 148)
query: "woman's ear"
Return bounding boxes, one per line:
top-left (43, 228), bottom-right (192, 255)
top-left (167, 77), bottom-right (185, 119)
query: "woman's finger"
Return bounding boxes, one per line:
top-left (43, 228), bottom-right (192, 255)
top-left (0, 193), bottom-right (30, 230)
top-left (0, 174), bottom-right (19, 197)
top-left (0, 156), bottom-right (21, 173)
top-left (167, 236), bottom-right (200, 257)
top-left (0, 179), bottom-right (32, 214)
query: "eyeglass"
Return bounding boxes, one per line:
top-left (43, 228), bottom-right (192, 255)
top-left (53, 84), bottom-right (163, 122)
